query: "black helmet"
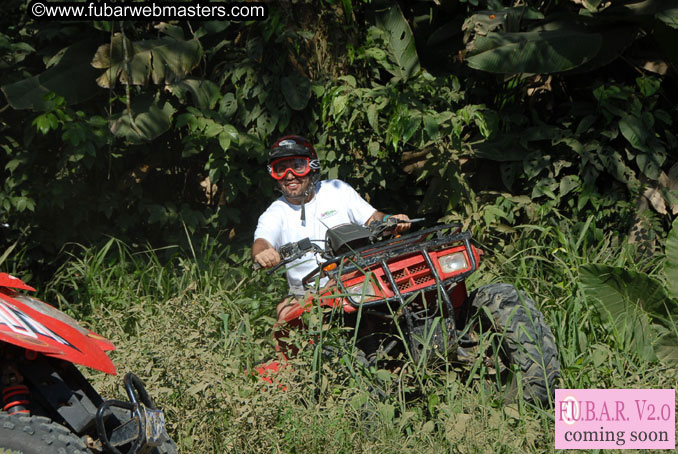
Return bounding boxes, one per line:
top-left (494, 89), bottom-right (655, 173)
top-left (269, 135), bottom-right (318, 163)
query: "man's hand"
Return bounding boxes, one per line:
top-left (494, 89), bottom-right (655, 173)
top-left (252, 238), bottom-right (281, 269)
top-left (254, 248), bottom-right (281, 269)
top-left (390, 214), bottom-right (411, 234)
top-left (366, 211), bottom-right (412, 235)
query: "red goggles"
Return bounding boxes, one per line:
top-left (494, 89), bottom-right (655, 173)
top-left (268, 156), bottom-right (312, 180)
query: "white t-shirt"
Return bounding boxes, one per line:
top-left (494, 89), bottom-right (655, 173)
top-left (254, 179), bottom-right (376, 296)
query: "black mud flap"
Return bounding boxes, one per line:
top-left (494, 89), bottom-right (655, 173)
top-left (95, 373), bottom-right (170, 454)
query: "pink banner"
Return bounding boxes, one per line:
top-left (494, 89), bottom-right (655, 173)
top-left (555, 389), bottom-right (675, 450)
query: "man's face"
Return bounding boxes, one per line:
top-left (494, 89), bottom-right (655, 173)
top-left (278, 171), bottom-right (312, 202)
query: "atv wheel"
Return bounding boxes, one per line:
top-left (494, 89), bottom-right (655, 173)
top-left (468, 283), bottom-right (560, 406)
top-left (0, 413), bottom-right (90, 454)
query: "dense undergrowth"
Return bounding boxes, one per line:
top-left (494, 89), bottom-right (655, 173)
top-left (11, 221), bottom-right (675, 454)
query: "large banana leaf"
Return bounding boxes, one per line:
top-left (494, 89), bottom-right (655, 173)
top-left (1, 41), bottom-right (100, 110)
top-left (374, 1), bottom-right (420, 81)
top-left (109, 96), bottom-right (176, 143)
top-left (92, 34), bottom-right (202, 88)
top-left (167, 79), bottom-right (220, 109)
top-left (466, 29), bottom-right (601, 74)
top-left (580, 264), bottom-right (678, 362)
top-left (581, 264), bottom-right (676, 323)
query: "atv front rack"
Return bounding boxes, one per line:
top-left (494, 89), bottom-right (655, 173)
top-left (305, 223), bottom-right (478, 312)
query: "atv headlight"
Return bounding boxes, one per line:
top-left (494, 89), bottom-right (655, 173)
top-left (438, 252), bottom-right (468, 274)
top-left (346, 281), bottom-right (378, 303)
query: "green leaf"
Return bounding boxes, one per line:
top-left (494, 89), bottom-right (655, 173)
top-left (167, 79), bottom-right (220, 109)
top-left (256, 112), bottom-right (277, 136)
top-left (636, 153), bottom-right (663, 180)
top-left (636, 76), bottom-right (661, 97)
top-left (367, 104), bottom-right (379, 133)
top-left (219, 93), bottom-right (238, 118)
top-left (281, 74), bottom-right (312, 111)
top-left (559, 175), bottom-right (580, 197)
top-left (581, 264), bottom-right (676, 329)
top-left (655, 332), bottom-right (678, 364)
top-left (472, 136), bottom-right (529, 161)
top-left (374, 1), bottom-right (420, 80)
top-left (92, 34), bottom-right (202, 88)
top-left (1, 41), bottom-right (100, 110)
top-left (218, 131), bottom-right (231, 151)
top-left (584, 0), bottom-right (603, 12)
top-left (423, 114), bottom-right (439, 140)
top-left (332, 95), bottom-right (348, 119)
top-left (575, 115), bottom-right (596, 135)
top-left (656, 7), bottom-right (678, 28)
top-left (109, 99), bottom-right (176, 143)
top-left (0, 241), bottom-right (17, 267)
top-left (5, 159), bottom-right (22, 173)
top-left (580, 264), bottom-right (673, 360)
top-left (665, 218), bottom-right (678, 299)
top-left (618, 114), bottom-right (649, 152)
top-left (203, 120), bottom-right (223, 139)
top-left (222, 125), bottom-right (239, 145)
top-left (564, 26), bottom-right (637, 75)
top-left (402, 115), bottom-right (421, 144)
top-left (466, 30), bottom-right (601, 74)
top-left (32, 114), bottom-right (52, 135)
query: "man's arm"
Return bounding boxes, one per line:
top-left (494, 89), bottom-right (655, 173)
top-left (365, 210), bottom-right (386, 225)
top-left (252, 238), bottom-right (281, 268)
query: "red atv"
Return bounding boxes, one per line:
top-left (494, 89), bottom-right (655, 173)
top-left (257, 219), bottom-right (560, 405)
top-left (0, 272), bottom-right (176, 454)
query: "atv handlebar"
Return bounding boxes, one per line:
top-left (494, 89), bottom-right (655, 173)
top-left (253, 237), bottom-right (325, 275)
top-left (368, 217), bottom-right (425, 240)
top-left (252, 217), bottom-right (425, 274)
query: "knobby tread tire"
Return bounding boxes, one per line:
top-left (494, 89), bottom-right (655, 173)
top-left (469, 283), bottom-right (560, 406)
top-left (0, 412), bottom-right (90, 454)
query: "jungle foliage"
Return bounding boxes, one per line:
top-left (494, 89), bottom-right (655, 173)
top-left (1, 0), bottom-right (677, 276)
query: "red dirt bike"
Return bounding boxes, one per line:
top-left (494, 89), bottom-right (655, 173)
top-left (256, 219), bottom-right (560, 405)
top-left (0, 272), bottom-right (176, 454)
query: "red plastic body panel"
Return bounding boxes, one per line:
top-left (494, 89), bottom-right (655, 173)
top-left (0, 273), bottom-right (117, 375)
top-left (317, 244), bottom-right (480, 311)
top-left (0, 273), bottom-right (36, 292)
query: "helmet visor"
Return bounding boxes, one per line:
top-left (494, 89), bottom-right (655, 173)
top-left (268, 156), bottom-right (311, 180)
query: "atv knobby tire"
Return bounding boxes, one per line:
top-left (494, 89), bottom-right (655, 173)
top-left (469, 283), bottom-right (560, 406)
top-left (0, 413), bottom-right (90, 454)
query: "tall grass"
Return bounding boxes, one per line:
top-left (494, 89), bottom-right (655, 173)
top-left (25, 223), bottom-right (678, 454)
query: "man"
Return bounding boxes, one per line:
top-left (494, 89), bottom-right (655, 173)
top-left (252, 135), bottom-right (410, 323)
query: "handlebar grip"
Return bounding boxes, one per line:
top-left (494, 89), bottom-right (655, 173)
top-left (252, 261), bottom-right (282, 276)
